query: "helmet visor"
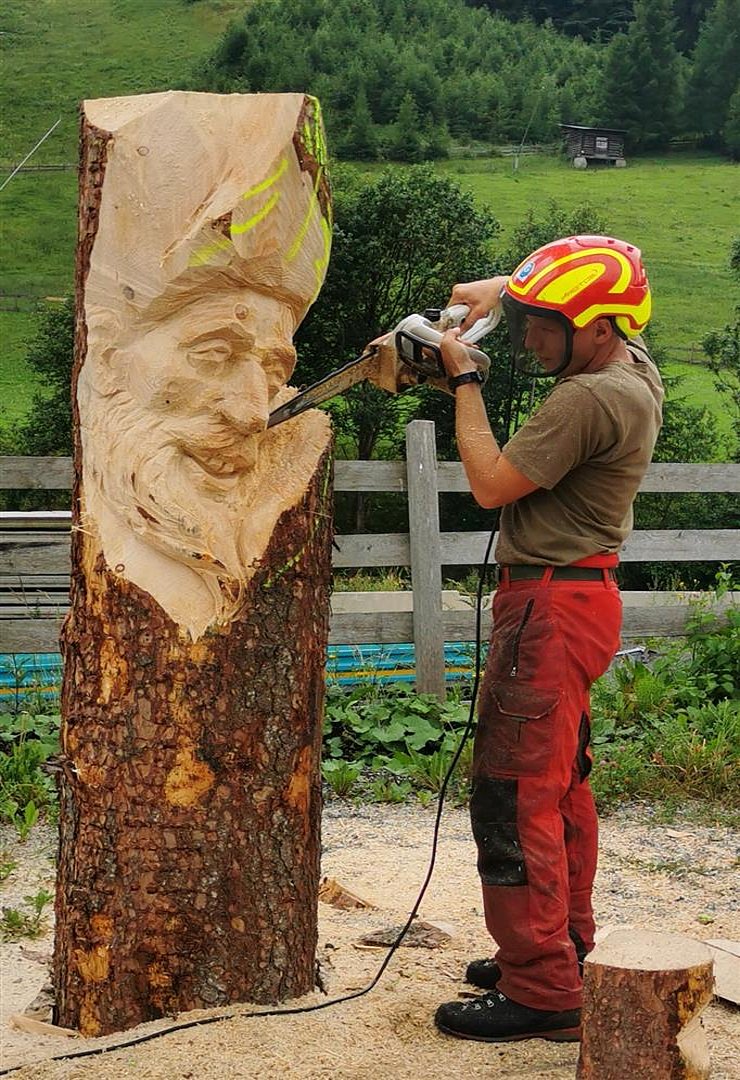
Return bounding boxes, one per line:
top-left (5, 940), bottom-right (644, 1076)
top-left (501, 293), bottom-right (573, 378)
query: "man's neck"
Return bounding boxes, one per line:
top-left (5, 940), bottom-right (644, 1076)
top-left (578, 338), bottom-right (631, 375)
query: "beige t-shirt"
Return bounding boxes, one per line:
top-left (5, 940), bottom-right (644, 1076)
top-left (496, 344), bottom-right (664, 565)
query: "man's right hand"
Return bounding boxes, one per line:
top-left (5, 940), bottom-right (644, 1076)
top-left (449, 276), bottom-right (509, 334)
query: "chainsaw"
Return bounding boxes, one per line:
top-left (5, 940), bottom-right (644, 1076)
top-left (267, 304), bottom-right (500, 429)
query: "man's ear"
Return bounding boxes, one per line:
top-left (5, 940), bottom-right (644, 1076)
top-left (593, 317), bottom-right (614, 343)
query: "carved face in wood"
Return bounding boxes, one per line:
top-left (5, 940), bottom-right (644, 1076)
top-left (121, 293), bottom-right (296, 479)
top-left (77, 90), bottom-right (333, 639)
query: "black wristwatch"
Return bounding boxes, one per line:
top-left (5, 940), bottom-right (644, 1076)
top-left (448, 370), bottom-right (485, 392)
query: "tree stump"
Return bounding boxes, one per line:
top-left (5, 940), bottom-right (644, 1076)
top-left (577, 930), bottom-right (714, 1080)
top-left (53, 91), bottom-right (334, 1035)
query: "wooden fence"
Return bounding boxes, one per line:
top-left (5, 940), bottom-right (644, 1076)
top-left (1, 421), bottom-right (739, 695)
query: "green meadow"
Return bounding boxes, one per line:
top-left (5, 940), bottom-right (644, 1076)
top-left (3, 153), bottom-right (738, 439)
top-left (0, 0), bottom-right (738, 441)
top-left (438, 152), bottom-right (739, 354)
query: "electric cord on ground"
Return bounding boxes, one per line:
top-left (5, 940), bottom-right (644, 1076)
top-left (0, 535), bottom-right (498, 1077)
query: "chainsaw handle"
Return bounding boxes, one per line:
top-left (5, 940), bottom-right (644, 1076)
top-left (443, 303), bottom-right (502, 344)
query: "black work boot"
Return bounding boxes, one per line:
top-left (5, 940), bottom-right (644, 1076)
top-left (435, 988), bottom-right (581, 1043)
top-left (466, 930), bottom-right (589, 991)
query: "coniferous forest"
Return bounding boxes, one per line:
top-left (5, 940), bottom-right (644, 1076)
top-left (192, 0), bottom-right (740, 160)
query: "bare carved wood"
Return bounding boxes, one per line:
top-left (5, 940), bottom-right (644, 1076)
top-left (53, 91), bottom-right (334, 1035)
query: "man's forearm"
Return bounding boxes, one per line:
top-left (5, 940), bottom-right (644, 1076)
top-left (454, 383), bottom-right (502, 506)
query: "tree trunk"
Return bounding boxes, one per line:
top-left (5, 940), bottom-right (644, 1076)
top-left (577, 930), bottom-right (714, 1080)
top-left (54, 91), bottom-right (334, 1036)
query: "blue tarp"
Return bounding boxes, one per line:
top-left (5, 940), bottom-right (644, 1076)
top-left (1, 644), bottom-right (480, 703)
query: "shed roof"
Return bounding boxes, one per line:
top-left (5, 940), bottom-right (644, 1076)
top-left (560, 124), bottom-right (627, 135)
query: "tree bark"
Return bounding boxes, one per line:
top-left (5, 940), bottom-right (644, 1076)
top-left (54, 92), bottom-right (334, 1036)
top-left (577, 930), bottom-right (714, 1080)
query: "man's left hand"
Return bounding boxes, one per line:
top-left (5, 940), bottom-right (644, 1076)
top-left (440, 327), bottom-right (477, 379)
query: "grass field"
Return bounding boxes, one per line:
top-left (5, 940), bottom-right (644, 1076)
top-left (438, 152), bottom-right (739, 354)
top-left (0, 0), bottom-right (245, 165)
top-left (0, 0), bottom-right (738, 443)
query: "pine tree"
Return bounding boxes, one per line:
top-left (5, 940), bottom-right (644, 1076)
top-left (723, 83), bottom-right (740, 160)
top-left (343, 87), bottom-right (378, 161)
top-left (388, 92), bottom-right (425, 162)
top-left (685, 0), bottom-right (740, 148)
top-left (598, 0), bottom-right (681, 151)
top-left (673, 0), bottom-right (715, 55)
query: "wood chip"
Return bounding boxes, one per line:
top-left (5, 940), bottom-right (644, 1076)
top-left (318, 876), bottom-right (376, 910)
top-left (706, 939), bottom-right (740, 1005)
top-left (354, 920), bottom-right (452, 950)
top-left (9, 1015), bottom-right (79, 1038)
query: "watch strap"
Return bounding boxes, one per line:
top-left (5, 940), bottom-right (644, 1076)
top-left (448, 370), bottom-right (484, 392)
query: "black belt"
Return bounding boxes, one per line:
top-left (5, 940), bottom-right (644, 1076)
top-left (501, 566), bottom-right (617, 582)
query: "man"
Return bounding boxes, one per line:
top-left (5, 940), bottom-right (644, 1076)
top-left (434, 235), bottom-right (664, 1043)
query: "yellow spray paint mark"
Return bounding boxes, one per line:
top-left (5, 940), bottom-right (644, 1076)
top-left (239, 156), bottom-right (288, 202)
top-left (189, 157), bottom-right (288, 267)
top-left (312, 216), bottom-right (332, 300)
top-left (165, 739), bottom-right (215, 808)
top-left (230, 190), bottom-right (280, 236)
top-left (188, 235), bottom-right (232, 268)
top-left (287, 169), bottom-right (321, 262)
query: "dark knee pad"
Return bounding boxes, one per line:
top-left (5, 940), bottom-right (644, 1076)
top-left (470, 778), bottom-right (528, 886)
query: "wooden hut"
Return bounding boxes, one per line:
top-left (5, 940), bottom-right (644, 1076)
top-left (560, 124), bottom-right (627, 168)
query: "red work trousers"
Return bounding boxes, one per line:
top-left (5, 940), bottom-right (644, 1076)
top-left (471, 567), bottom-right (622, 1012)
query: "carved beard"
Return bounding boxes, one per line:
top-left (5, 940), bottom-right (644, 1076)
top-left (84, 392), bottom-right (296, 623)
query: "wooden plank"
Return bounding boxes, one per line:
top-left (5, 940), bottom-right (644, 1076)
top-left (0, 511), bottom-right (72, 530)
top-left (2, 527), bottom-right (739, 574)
top-left (7, 594), bottom-right (736, 654)
top-left (4, 456), bottom-right (740, 494)
top-left (328, 611), bottom-right (414, 645)
top-left (620, 529), bottom-right (740, 561)
top-left (439, 530), bottom-right (740, 565)
top-left (333, 460), bottom-right (406, 492)
top-left (0, 534), bottom-right (72, 574)
top-left (639, 463), bottom-right (740, 493)
top-left (0, 619), bottom-right (63, 653)
top-left (331, 533), bottom-right (411, 567)
top-left (0, 457), bottom-right (74, 489)
top-left (406, 421), bottom-right (445, 698)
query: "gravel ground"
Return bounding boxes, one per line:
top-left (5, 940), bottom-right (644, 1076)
top-left (1, 802), bottom-right (738, 1079)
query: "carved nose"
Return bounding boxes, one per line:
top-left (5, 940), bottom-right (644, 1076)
top-left (217, 364), bottom-right (269, 433)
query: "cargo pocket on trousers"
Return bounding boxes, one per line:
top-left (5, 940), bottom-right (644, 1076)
top-left (475, 682), bottom-right (561, 777)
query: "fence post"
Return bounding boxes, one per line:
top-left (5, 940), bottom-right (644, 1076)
top-left (405, 420), bottom-right (446, 699)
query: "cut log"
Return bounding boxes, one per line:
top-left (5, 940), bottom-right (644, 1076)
top-left (53, 91), bottom-right (334, 1036)
top-left (577, 930), bottom-right (714, 1080)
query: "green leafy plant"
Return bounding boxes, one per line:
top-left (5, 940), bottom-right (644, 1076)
top-left (0, 851), bottom-right (18, 883)
top-left (0, 888), bottom-right (54, 941)
top-left (0, 711), bottom-right (61, 834)
top-left (322, 759), bottom-right (363, 798)
top-left (322, 682), bottom-right (473, 802)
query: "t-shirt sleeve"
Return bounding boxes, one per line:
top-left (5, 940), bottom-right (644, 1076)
top-left (502, 380), bottom-right (616, 490)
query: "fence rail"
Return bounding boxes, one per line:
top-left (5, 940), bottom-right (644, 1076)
top-left (2, 429), bottom-right (739, 695)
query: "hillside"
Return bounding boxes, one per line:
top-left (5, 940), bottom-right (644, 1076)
top-left (0, 0), bottom-right (737, 440)
top-left (0, 0), bottom-right (245, 426)
top-left (0, 0), bottom-right (245, 164)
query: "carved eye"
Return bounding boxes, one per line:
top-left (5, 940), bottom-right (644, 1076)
top-left (186, 339), bottom-right (234, 367)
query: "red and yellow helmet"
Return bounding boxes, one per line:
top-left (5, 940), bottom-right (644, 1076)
top-left (502, 235), bottom-right (652, 376)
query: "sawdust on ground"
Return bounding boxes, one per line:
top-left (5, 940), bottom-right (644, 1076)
top-left (1, 802), bottom-right (738, 1079)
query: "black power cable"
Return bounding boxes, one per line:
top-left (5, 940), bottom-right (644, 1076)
top-left (5, 335), bottom-right (516, 1076)
top-left (0, 527), bottom-right (499, 1077)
